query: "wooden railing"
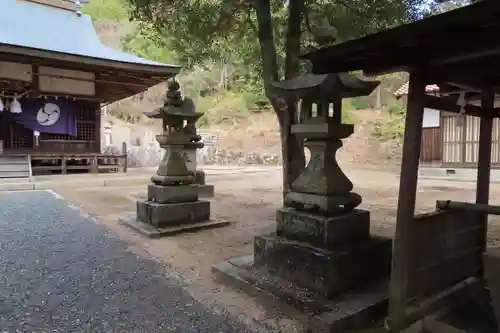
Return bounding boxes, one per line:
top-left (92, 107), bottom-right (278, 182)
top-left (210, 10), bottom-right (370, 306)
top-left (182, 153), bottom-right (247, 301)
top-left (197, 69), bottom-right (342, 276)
top-left (30, 153), bottom-right (127, 175)
top-left (388, 207), bottom-right (485, 329)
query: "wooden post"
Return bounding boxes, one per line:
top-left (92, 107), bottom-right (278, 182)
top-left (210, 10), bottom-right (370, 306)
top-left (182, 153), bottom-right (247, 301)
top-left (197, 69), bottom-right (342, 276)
top-left (95, 103), bottom-right (102, 153)
top-left (90, 156), bottom-right (98, 173)
top-left (477, 89), bottom-right (494, 258)
top-left (387, 72), bottom-right (426, 331)
top-left (332, 97), bottom-right (342, 123)
top-left (122, 141), bottom-right (128, 173)
top-left (61, 156), bottom-right (67, 174)
top-left (461, 113), bottom-right (467, 164)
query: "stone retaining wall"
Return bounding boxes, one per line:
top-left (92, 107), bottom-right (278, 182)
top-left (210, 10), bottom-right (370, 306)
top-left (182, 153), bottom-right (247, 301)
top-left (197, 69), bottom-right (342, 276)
top-left (102, 131), bottom-right (282, 168)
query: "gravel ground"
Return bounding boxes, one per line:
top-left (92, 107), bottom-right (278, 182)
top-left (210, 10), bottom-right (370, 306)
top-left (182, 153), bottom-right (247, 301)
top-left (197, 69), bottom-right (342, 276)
top-left (46, 165), bottom-right (500, 333)
top-left (0, 190), bottom-right (259, 333)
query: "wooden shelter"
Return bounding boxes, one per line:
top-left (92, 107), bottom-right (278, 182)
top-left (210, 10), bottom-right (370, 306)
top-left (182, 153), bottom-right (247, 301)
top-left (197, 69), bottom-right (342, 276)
top-left (394, 83), bottom-right (442, 165)
top-left (395, 83), bottom-right (500, 167)
top-left (302, 0), bottom-right (500, 332)
top-left (0, 0), bottom-right (180, 176)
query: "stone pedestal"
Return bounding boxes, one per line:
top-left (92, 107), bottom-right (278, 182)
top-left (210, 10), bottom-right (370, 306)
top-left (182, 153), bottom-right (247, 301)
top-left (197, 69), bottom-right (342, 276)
top-left (255, 208), bottom-right (392, 297)
top-left (121, 176), bottom-right (227, 238)
top-left (121, 140), bottom-right (227, 238)
top-left (137, 185), bottom-right (210, 227)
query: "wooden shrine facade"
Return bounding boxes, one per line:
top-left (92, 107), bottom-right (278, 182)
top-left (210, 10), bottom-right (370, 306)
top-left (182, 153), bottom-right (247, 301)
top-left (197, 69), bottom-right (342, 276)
top-left (0, 0), bottom-right (180, 175)
top-left (0, 99), bottom-right (100, 154)
top-left (302, 1), bottom-right (500, 332)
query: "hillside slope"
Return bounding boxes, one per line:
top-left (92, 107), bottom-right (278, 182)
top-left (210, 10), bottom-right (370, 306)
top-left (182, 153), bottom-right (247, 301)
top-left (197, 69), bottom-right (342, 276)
top-left (91, 16), bottom-right (402, 166)
top-left (202, 109), bottom-right (401, 165)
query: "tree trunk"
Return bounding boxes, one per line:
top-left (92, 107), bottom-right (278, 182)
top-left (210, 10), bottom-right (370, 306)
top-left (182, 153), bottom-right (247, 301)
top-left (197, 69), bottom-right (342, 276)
top-left (285, 0), bottom-right (303, 81)
top-left (253, 0), bottom-right (279, 86)
top-left (276, 102), bottom-right (305, 197)
top-left (281, 0), bottom-right (306, 196)
top-left (254, 0), bottom-right (306, 199)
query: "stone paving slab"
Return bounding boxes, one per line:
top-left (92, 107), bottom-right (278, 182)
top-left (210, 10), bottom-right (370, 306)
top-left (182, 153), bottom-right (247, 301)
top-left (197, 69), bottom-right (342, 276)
top-left (119, 214), bottom-right (230, 238)
top-left (0, 190), bottom-right (258, 333)
top-left (213, 255), bottom-right (389, 333)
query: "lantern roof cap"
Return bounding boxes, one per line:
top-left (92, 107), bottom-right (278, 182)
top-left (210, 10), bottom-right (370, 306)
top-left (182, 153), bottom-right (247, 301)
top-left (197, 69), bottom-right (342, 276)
top-left (271, 73), bottom-right (379, 101)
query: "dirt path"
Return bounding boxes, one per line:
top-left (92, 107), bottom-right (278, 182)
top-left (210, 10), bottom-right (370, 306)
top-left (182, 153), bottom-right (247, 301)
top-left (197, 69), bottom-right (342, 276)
top-left (52, 165), bottom-right (500, 332)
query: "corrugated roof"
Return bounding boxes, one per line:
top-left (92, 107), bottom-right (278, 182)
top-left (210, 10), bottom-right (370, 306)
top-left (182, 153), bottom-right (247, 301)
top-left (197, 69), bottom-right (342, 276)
top-left (394, 83), bottom-right (440, 97)
top-left (0, 0), bottom-right (179, 73)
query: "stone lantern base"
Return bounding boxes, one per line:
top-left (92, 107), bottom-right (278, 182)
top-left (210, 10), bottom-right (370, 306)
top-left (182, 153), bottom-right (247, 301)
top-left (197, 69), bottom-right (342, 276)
top-left (193, 170), bottom-right (215, 197)
top-left (254, 208), bottom-right (392, 296)
top-left (213, 208), bottom-right (392, 332)
top-left (120, 138), bottom-right (227, 238)
top-left (120, 183), bottom-right (228, 238)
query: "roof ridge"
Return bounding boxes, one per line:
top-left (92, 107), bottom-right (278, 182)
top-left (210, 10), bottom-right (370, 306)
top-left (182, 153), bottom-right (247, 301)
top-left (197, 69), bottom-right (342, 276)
top-left (20, 0), bottom-right (82, 13)
top-left (1, 0), bottom-right (179, 69)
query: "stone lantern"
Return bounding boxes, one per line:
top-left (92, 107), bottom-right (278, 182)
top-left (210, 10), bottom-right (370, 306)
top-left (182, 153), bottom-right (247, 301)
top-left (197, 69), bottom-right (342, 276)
top-left (214, 73), bottom-right (393, 329)
top-left (253, 72), bottom-right (394, 295)
top-left (120, 80), bottom-right (228, 237)
top-left (143, 83), bottom-right (214, 197)
top-left (277, 73), bottom-right (369, 214)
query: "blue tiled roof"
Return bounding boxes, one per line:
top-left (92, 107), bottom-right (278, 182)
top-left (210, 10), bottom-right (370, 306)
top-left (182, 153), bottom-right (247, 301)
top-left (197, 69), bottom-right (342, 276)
top-left (0, 0), bottom-right (178, 71)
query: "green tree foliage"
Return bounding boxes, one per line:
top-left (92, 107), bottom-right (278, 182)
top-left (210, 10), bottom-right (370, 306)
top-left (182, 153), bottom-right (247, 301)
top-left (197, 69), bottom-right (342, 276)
top-left (124, 0), bottom-right (426, 69)
top-left (121, 0), bottom-right (437, 195)
top-left (82, 0), bottom-right (130, 20)
top-left (121, 22), bottom-right (175, 64)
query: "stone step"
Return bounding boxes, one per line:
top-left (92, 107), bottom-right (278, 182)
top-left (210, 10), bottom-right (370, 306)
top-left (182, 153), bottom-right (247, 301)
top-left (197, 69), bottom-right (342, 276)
top-left (0, 155), bottom-right (31, 179)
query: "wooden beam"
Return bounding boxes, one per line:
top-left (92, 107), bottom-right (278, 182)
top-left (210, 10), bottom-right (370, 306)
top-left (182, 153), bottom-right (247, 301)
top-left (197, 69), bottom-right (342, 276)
top-left (423, 95), bottom-right (500, 117)
top-left (35, 73), bottom-right (150, 89)
top-left (423, 95), bottom-right (485, 117)
top-left (0, 44), bottom-right (180, 77)
top-left (28, 92), bottom-right (104, 102)
top-left (387, 71), bottom-right (426, 331)
top-left (424, 54), bottom-right (500, 90)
